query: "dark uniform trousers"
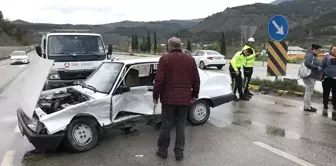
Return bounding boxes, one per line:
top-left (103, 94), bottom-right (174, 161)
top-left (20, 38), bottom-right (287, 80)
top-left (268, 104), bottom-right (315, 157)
top-left (243, 66), bottom-right (253, 94)
top-left (229, 64), bottom-right (243, 96)
top-left (322, 78), bottom-right (336, 106)
top-left (158, 104), bottom-right (189, 155)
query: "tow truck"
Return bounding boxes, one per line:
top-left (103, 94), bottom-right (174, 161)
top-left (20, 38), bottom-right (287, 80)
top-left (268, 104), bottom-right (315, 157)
top-left (35, 29), bottom-right (115, 90)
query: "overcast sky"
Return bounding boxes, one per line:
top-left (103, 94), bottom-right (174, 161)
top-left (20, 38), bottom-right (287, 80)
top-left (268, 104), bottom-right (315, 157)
top-left (0, 0), bottom-right (273, 24)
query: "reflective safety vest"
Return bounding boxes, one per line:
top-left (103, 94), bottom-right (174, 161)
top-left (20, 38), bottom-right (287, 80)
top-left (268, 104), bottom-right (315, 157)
top-left (230, 51), bottom-right (246, 72)
top-left (242, 45), bottom-right (256, 67)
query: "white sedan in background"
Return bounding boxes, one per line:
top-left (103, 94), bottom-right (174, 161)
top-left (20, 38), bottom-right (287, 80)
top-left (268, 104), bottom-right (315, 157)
top-left (10, 51), bottom-right (29, 65)
top-left (192, 50), bottom-right (226, 69)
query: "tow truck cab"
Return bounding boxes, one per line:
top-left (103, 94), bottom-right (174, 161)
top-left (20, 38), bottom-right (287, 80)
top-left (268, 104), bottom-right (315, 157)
top-left (35, 29), bottom-right (113, 90)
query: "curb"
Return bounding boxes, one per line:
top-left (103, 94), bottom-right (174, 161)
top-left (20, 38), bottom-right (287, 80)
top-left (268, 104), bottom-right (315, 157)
top-left (248, 84), bottom-right (304, 97)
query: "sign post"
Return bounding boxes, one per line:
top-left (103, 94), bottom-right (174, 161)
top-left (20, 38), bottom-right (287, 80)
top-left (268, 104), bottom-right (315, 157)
top-left (240, 26), bottom-right (257, 46)
top-left (267, 15), bottom-right (289, 79)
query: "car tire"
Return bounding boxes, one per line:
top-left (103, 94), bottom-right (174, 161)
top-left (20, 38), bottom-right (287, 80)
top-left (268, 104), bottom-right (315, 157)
top-left (199, 61), bottom-right (206, 69)
top-left (187, 100), bottom-right (210, 125)
top-left (217, 66), bottom-right (223, 69)
top-left (64, 118), bottom-right (99, 152)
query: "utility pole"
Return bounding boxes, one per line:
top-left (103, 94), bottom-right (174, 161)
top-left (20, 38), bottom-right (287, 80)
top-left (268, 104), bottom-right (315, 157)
top-left (308, 28), bottom-right (312, 48)
top-left (232, 37), bottom-right (234, 47)
top-left (240, 33), bottom-right (243, 47)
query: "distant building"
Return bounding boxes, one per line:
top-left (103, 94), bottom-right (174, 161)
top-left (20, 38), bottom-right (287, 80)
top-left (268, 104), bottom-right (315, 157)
top-left (288, 46), bottom-right (306, 55)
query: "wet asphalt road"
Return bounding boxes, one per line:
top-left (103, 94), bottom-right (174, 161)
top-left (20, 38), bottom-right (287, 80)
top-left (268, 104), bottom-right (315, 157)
top-left (0, 54), bottom-right (336, 166)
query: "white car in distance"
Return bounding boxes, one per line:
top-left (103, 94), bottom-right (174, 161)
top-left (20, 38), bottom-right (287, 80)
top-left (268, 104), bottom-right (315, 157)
top-left (192, 50), bottom-right (226, 69)
top-left (10, 51), bottom-right (29, 65)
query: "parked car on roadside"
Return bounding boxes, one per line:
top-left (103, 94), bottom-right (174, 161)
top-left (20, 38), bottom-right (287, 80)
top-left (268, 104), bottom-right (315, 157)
top-left (191, 50), bottom-right (226, 69)
top-left (10, 51), bottom-right (29, 65)
top-left (17, 53), bottom-right (234, 152)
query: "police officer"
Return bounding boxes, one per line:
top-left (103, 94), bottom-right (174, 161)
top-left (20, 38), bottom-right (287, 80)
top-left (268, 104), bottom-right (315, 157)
top-left (229, 48), bottom-right (254, 101)
top-left (242, 37), bottom-right (258, 98)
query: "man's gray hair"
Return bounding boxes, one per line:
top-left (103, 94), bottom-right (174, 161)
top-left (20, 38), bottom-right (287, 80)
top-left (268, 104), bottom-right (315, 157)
top-left (168, 37), bottom-right (181, 48)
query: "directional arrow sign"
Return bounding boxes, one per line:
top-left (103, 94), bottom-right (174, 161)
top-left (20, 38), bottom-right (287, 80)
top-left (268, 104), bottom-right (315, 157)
top-left (268, 15), bottom-right (288, 41)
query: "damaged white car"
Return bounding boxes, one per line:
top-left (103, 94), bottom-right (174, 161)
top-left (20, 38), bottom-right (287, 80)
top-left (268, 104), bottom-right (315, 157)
top-left (17, 53), bottom-right (234, 152)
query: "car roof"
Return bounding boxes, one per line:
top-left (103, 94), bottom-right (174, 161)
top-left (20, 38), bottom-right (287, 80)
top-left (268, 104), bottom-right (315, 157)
top-left (113, 57), bottom-right (160, 65)
top-left (12, 50), bottom-right (26, 53)
top-left (200, 50), bottom-right (219, 52)
top-left (47, 33), bottom-right (101, 36)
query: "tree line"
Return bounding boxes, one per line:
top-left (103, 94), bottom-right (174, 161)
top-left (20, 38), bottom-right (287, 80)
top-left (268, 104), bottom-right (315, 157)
top-left (131, 30), bottom-right (158, 53)
top-left (131, 29), bottom-right (227, 55)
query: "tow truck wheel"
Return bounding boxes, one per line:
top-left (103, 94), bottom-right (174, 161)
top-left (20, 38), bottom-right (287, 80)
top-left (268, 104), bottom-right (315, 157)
top-left (64, 118), bottom-right (99, 152)
top-left (187, 100), bottom-right (210, 125)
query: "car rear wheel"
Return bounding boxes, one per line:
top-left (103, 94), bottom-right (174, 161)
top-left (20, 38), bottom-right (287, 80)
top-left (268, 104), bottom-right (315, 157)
top-left (217, 66), bottom-right (223, 69)
top-left (64, 118), bottom-right (99, 152)
top-left (187, 100), bottom-right (210, 125)
top-left (199, 61), bottom-right (206, 69)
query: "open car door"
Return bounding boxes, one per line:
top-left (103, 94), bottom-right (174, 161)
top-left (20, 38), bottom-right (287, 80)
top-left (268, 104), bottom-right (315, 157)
top-left (111, 63), bottom-right (162, 122)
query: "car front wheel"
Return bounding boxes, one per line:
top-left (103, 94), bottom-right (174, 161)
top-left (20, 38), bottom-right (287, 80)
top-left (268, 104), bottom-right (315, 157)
top-left (217, 65), bottom-right (223, 69)
top-left (64, 118), bottom-right (99, 152)
top-left (187, 100), bottom-right (210, 125)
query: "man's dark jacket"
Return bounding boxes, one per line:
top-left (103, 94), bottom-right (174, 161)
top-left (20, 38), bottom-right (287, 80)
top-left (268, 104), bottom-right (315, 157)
top-left (153, 49), bottom-right (200, 106)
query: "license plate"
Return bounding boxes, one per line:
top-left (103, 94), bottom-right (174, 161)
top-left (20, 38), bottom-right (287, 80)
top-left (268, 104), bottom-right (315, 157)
top-left (73, 81), bottom-right (80, 85)
top-left (215, 57), bottom-right (221, 59)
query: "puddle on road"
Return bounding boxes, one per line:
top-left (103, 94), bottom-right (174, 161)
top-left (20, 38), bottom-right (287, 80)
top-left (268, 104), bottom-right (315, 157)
top-left (231, 118), bottom-right (301, 140)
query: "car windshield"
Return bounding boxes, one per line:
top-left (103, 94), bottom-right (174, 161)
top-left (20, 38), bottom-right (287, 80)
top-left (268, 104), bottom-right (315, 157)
top-left (11, 51), bottom-right (26, 56)
top-left (83, 62), bottom-right (124, 94)
top-left (205, 51), bottom-right (222, 55)
top-left (47, 35), bottom-right (105, 55)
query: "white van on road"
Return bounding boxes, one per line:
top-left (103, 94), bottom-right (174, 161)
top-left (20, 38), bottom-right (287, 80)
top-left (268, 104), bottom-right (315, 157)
top-left (35, 29), bottom-right (113, 90)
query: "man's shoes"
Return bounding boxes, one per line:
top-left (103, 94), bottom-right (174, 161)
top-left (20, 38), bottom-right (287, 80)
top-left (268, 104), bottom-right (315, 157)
top-left (239, 96), bottom-right (250, 101)
top-left (156, 149), bottom-right (167, 159)
top-left (247, 91), bottom-right (254, 96)
top-left (324, 104), bottom-right (328, 109)
top-left (234, 95), bottom-right (239, 101)
top-left (175, 152), bottom-right (184, 161)
top-left (175, 155), bottom-right (184, 161)
top-left (304, 107), bottom-right (317, 112)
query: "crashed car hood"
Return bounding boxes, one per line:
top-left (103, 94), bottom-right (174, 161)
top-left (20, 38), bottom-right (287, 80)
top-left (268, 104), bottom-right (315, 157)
top-left (20, 53), bottom-right (54, 118)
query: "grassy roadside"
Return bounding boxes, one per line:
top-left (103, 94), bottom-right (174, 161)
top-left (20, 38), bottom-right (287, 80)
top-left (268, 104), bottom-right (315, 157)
top-left (249, 77), bottom-right (322, 98)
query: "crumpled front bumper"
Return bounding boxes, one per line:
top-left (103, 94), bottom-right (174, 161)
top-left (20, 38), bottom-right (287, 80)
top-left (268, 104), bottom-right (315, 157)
top-left (16, 109), bottom-right (65, 151)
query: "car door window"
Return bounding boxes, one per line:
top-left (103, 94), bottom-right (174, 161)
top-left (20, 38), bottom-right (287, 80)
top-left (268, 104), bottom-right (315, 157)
top-left (115, 63), bottom-right (157, 116)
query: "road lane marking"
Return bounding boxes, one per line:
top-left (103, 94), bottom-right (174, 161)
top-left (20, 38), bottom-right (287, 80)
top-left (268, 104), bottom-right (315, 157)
top-left (253, 142), bottom-right (315, 166)
top-left (0, 65), bottom-right (7, 69)
top-left (1, 150), bottom-right (15, 166)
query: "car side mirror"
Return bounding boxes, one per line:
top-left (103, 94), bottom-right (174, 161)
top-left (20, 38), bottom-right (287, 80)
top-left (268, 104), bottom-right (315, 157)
top-left (115, 85), bottom-right (130, 95)
top-left (36, 46), bottom-right (42, 57)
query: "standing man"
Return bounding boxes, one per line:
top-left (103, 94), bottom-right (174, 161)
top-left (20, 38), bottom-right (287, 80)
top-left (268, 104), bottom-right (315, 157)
top-left (153, 37), bottom-right (200, 161)
top-left (229, 48), bottom-right (254, 101)
top-left (242, 37), bottom-right (258, 98)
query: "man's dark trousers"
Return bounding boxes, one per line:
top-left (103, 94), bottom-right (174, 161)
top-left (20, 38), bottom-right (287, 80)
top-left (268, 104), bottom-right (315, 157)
top-left (243, 66), bottom-right (253, 94)
top-left (157, 104), bottom-right (189, 156)
top-left (229, 64), bottom-right (243, 97)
